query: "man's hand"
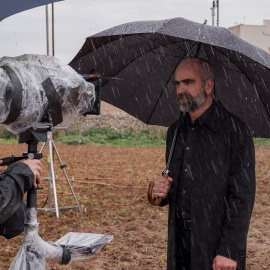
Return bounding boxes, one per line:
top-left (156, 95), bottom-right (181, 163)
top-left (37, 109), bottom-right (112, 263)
top-left (0, 160), bottom-right (5, 175)
top-left (152, 176), bottom-right (173, 199)
top-left (213, 255), bottom-right (237, 270)
top-left (23, 159), bottom-right (42, 187)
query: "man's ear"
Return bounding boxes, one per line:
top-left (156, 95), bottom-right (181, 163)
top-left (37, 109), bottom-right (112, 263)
top-left (205, 79), bottom-right (214, 95)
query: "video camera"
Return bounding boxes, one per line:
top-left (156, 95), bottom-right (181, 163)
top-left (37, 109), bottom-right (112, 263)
top-left (0, 54), bottom-right (98, 136)
top-left (0, 54), bottom-right (102, 166)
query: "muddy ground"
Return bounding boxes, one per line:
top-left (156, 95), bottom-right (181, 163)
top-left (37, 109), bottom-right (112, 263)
top-left (0, 143), bottom-right (269, 270)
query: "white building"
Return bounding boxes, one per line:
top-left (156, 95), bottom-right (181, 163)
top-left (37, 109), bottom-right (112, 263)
top-left (229, 20), bottom-right (270, 53)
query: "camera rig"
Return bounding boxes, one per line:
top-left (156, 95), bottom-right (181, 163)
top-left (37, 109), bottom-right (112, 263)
top-left (0, 73), bottom-right (102, 166)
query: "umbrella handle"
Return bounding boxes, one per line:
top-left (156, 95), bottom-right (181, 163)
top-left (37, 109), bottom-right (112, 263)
top-left (147, 181), bottom-right (162, 206)
top-left (147, 172), bottom-right (169, 206)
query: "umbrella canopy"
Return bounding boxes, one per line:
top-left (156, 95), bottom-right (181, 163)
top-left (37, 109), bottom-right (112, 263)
top-left (69, 17), bottom-right (270, 138)
top-left (0, 0), bottom-right (63, 21)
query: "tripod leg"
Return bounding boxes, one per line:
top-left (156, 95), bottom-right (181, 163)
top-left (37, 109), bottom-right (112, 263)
top-left (47, 155), bottom-right (52, 210)
top-left (39, 141), bottom-right (46, 154)
top-left (39, 142), bottom-right (52, 209)
top-left (52, 140), bottom-right (81, 212)
top-left (48, 134), bottom-right (60, 218)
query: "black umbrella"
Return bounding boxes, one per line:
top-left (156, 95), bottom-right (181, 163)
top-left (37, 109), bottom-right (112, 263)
top-left (0, 0), bottom-right (63, 21)
top-left (69, 17), bottom-right (270, 138)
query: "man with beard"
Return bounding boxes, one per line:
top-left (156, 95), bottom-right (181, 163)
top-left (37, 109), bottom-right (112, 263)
top-left (152, 58), bottom-right (255, 270)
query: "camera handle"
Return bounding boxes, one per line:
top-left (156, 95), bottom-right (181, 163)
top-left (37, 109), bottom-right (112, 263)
top-left (0, 139), bottom-right (43, 208)
top-left (25, 141), bottom-right (43, 209)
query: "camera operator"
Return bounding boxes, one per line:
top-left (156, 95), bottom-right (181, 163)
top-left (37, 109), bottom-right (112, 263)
top-left (0, 159), bottom-right (42, 239)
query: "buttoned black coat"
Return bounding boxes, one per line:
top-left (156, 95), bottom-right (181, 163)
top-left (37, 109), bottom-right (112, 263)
top-left (160, 101), bottom-right (256, 270)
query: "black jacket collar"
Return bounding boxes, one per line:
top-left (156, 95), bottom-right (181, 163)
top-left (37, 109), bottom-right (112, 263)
top-left (204, 100), bottom-right (226, 132)
top-left (178, 99), bottom-right (226, 133)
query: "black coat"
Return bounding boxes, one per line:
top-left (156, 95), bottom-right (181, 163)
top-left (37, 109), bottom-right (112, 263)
top-left (160, 101), bottom-right (256, 270)
top-left (0, 162), bottom-right (33, 224)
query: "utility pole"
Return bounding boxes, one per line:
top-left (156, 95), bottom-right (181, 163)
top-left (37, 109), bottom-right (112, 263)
top-left (216, 0), bottom-right (219, 26)
top-left (52, 3), bottom-right (55, 56)
top-left (46, 5), bottom-right (49, 55)
top-left (45, 4), bottom-right (55, 56)
top-left (211, 1), bottom-right (215, 26)
top-left (210, 0), bottom-right (219, 27)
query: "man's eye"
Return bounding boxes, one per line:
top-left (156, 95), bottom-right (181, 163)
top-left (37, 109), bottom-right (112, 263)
top-left (183, 80), bottom-right (194, 85)
top-left (174, 80), bottom-right (180, 86)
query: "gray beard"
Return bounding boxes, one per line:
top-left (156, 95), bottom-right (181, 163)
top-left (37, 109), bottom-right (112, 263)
top-left (177, 89), bottom-right (207, 113)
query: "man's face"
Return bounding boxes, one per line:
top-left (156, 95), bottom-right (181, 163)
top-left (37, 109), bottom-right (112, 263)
top-left (174, 60), bottom-right (207, 113)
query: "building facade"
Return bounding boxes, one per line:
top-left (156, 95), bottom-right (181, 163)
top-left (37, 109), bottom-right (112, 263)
top-left (229, 20), bottom-right (270, 53)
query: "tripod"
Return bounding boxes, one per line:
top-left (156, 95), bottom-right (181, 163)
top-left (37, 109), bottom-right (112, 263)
top-left (3, 130), bottom-right (112, 269)
top-left (38, 131), bottom-right (81, 217)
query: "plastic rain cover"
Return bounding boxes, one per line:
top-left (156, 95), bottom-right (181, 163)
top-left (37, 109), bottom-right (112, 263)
top-left (0, 54), bottom-right (95, 134)
top-left (9, 208), bottom-right (113, 269)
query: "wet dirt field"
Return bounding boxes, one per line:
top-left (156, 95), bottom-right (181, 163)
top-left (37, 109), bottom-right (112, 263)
top-left (0, 143), bottom-right (269, 270)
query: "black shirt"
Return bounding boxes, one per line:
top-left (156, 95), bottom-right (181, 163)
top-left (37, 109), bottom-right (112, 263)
top-left (176, 101), bottom-right (215, 220)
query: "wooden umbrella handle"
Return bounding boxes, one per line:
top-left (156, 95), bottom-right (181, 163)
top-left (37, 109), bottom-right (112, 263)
top-left (147, 181), bottom-right (162, 206)
top-left (147, 172), bottom-right (169, 206)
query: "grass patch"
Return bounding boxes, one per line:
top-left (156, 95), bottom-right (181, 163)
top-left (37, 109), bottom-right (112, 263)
top-left (0, 127), bottom-right (166, 146)
top-left (2, 127), bottom-right (269, 147)
top-left (253, 138), bottom-right (270, 146)
top-left (0, 128), bottom-right (18, 142)
top-left (56, 127), bottom-right (166, 146)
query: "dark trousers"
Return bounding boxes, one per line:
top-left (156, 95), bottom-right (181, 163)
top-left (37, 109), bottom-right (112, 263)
top-left (175, 218), bottom-right (191, 270)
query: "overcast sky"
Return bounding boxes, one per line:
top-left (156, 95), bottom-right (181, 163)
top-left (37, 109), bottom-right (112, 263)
top-left (0, 0), bottom-right (270, 64)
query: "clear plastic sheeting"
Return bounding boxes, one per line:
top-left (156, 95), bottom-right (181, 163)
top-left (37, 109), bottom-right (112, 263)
top-left (55, 232), bottom-right (114, 263)
top-left (9, 208), bottom-right (113, 270)
top-left (9, 207), bottom-right (63, 270)
top-left (0, 54), bottom-right (95, 134)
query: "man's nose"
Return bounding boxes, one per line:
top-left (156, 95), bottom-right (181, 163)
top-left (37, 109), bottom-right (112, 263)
top-left (176, 84), bottom-right (185, 95)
